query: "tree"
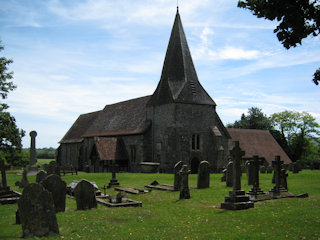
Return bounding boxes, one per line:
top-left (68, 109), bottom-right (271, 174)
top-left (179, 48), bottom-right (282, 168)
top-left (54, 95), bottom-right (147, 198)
top-left (271, 110), bottom-right (320, 162)
top-left (0, 41), bottom-right (25, 166)
top-left (227, 107), bottom-right (273, 130)
top-left (238, 0), bottom-right (320, 85)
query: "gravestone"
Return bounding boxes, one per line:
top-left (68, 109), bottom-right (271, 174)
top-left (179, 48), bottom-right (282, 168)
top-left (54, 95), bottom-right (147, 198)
top-left (18, 183), bottom-right (59, 238)
top-left (266, 165), bottom-right (273, 174)
top-left (269, 156), bottom-right (287, 197)
top-left (280, 168), bottom-right (288, 190)
top-left (221, 141), bottom-right (254, 210)
top-left (260, 165), bottom-right (266, 173)
top-left (245, 160), bottom-right (254, 185)
top-left (107, 160), bottom-right (120, 188)
top-left (197, 161), bottom-right (210, 189)
top-left (41, 174), bottom-right (66, 213)
top-left (226, 161), bottom-right (233, 187)
top-left (16, 169), bottom-right (29, 188)
top-left (0, 159), bottom-right (10, 192)
top-left (36, 170), bottom-right (47, 183)
top-left (221, 168), bottom-right (226, 182)
top-left (46, 161), bottom-right (60, 176)
top-left (27, 131), bottom-right (38, 174)
top-left (174, 161), bottom-right (183, 190)
top-left (179, 165), bottom-right (190, 199)
top-left (74, 179), bottom-right (97, 210)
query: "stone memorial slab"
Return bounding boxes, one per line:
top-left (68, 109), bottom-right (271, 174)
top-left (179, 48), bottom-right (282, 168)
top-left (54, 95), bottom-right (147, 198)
top-left (96, 191), bottom-right (142, 207)
top-left (115, 187), bottom-right (151, 195)
top-left (174, 161), bottom-right (183, 190)
top-left (74, 179), bottom-right (97, 210)
top-left (18, 183), bottom-right (59, 238)
top-left (145, 181), bottom-right (175, 191)
top-left (41, 174), bottom-right (67, 213)
top-left (179, 165), bottom-right (190, 199)
top-left (197, 161), bottom-right (210, 189)
top-left (67, 180), bottom-right (101, 196)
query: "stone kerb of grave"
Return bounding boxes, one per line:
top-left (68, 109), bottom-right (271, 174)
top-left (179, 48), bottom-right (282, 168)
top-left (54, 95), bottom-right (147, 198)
top-left (41, 174), bottom-right (67, 213)
top-left (197, 161), bottom-right (210, 189)
top-left (174, 161), bottom-right (183, 191)
top-left (221, 141), bottom-right (254, 210)
top-left (179, 164), bottom-right (191, 199)
top-left (74, 179), bottom-right (97, 210)
top-left (18, 183), bottom-right (59, 238)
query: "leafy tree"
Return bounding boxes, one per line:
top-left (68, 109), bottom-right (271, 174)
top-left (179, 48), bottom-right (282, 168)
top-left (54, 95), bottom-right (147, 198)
top-left (238, 0), bottom-right (320, 85)
top-left (227, 107), bottom-right (273, 130)
top-left (271, 110), bottom-right (320, 162)
top-left (0, 40), bottom-right (25, 166)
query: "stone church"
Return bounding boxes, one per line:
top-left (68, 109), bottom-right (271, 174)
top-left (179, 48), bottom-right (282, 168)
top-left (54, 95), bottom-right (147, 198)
top-left (57, 9), bottom-right (231, 173)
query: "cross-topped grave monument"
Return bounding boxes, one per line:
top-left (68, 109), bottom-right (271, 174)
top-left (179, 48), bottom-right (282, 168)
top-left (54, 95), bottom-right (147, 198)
top-left (221, 141), bottom-right (254, 210)
top-left (269, 156), bottom-right (288, 197)
top-left (107, 160), bottom-right (120, 188)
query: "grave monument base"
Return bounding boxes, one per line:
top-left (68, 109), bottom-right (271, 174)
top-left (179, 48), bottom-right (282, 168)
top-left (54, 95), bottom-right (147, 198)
top-left (107, 179), bottom-right (120, 188)
top-left (221, 190), bottom-right (254, 210)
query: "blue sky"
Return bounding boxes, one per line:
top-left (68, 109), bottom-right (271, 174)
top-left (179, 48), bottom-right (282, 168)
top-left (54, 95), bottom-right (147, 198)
top-left (0, 0), bottom-right (319, 148)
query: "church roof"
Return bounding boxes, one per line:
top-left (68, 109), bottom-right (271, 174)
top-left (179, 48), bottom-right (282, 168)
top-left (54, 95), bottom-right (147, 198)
top-left (94, 137), bottom-right (127, 161)
top-left (60, 96), bottom-right (151, 143)
top-left (147, 9), bottom-right (216, 107)
top-left (227, 128), bottom-right (292, 165)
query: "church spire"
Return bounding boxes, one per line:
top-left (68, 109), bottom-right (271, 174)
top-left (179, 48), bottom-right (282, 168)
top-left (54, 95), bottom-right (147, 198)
top-left (147, 9), bottom-right (215, 107)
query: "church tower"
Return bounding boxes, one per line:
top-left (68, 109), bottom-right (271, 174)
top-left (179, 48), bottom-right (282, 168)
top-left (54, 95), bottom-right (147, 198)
top-left (146, 9), bottom-right (230, 173)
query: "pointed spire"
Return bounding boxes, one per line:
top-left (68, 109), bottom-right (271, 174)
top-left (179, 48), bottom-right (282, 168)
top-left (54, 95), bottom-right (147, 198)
top-left (147, 9), bottom-right (216, 107)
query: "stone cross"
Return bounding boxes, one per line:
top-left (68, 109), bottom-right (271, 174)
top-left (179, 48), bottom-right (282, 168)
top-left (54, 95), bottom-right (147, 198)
top-left (271, 155), bottom-right (284, 193)
top-left (230, 141), bottom-right (245, 191)
top-left (29, 131), bottom-right (37, 166)
top-left (179, 164), bottom-right (190, 199)
top-left (0, 159), bottom-right (9, 191)
top-left (252, 155), bottom-right (265, 190)
top-left (107, 160), bottom-right (120, 188)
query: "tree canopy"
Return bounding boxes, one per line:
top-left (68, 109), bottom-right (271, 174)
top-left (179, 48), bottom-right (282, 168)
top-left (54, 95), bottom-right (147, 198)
top-left (0, 40), bottom-right (26, 166)
top-left (238, 0), bottom-right (320, 85)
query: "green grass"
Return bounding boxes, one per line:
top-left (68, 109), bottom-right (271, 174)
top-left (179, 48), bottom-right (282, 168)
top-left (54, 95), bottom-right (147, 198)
top-left (1, 170), bottom-right (320, 240)
top-left (37, 158), bottom-right (54, 169)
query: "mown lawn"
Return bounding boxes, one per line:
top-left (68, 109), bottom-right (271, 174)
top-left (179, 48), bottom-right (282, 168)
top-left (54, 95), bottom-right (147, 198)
top-left (0, 169), bottom-right (319, 240)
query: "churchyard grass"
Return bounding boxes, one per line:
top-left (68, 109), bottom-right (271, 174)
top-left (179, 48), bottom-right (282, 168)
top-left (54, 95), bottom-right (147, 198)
top-left (1, 170), bottom-right (319, 239)
top-left (37, 158), bottom-right (54, 168)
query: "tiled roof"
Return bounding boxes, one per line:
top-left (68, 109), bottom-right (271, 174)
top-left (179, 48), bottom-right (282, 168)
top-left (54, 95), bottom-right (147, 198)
top-left (227, 128), bottom-right (291, 164)
top-left (147, 10), bottom-right (215, 107)
top-left (94, 137), bottom-right (127, 161)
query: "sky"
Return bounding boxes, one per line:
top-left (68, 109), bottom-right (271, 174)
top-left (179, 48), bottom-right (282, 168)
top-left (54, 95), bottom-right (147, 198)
top-left (0, 0), bottom-right (319, 148)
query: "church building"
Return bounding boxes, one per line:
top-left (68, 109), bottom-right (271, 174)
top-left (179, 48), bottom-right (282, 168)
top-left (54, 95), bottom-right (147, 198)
top-left (57, 9), bottom-right (231, 173)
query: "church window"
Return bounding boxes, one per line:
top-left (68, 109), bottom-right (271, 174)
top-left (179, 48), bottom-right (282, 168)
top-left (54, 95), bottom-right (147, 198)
top-left (130, 145), bottom-right (136, 163)
top-left (192, 134), bottom-right (200, 150)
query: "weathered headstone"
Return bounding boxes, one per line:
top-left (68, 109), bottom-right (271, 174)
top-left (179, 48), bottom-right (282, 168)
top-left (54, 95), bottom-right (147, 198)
top-left (197, 161), bottom-right (210, 189)
top-left (247, 155), bottom-right (269, 201)
top-left (266, 165), bottom-right (273, 174)
top-left (46, 161), bottom-right (60, 176)
top-left (107, 160), bottom-right (120, 188)
top-left (18, 183), bottom-right (59, 238)
top-left (74, 179), bottom-right (97, 210)
top-left (179, 165), bottom-right (190, 199)
top-left (226, 161), bottom-right (233, 187)
top-left (221, 168), bottom-right (226, 182)
top-left (269, 156), bottom-right (287, 197)
top-left (36, 170), bottom-right (47, 183)
top-left (174, 161), bottom-right (183, 190)
top-left (27, 131), bottom-right (38, 174)
top-left (41, 174), bottom-right (66, 213)
top-left (16, 169), bottom-right (29, 188)
top-left (221, 141), bottom-right (254, 210)
top-left (260, 165), bottom-right (266, 173)
top-left (245, 160), bottom-right (254, 185)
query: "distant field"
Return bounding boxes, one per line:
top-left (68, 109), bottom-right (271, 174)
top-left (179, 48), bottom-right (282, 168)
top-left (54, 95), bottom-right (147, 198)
top-left (1, 170), bottom-right (319, 239)
top-left (37, 158), bottom-right (54, 168)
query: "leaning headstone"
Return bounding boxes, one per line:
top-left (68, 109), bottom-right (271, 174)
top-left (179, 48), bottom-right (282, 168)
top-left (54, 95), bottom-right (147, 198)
top-left (46, 161), bottom-right (60, 176)
top-left (221, 168), bottom-right (226, 182)
top-left (18, 183), bottom-right (59, 238)
top-left (221, 141), bottom-right (254, 210)
top-left (16, 169), bottom-right (29, 188)
top-left (174, 161), bottom-right (183, 190)
top-left (179, 165), bottom-right (190, 199)
top-left (74, 179), bottom-right (97, 210)
top-left (27, 131), bottom-right (38, 174)
top-left (245, 160), bottom-right (254, 185)
top-left (41, 174), bottom-right (66, 213)
top-left (36, 170), bottom-right (47, 183)
top-left (226, 161), bottom-right (233, 187)
top-left (197, 161), bottom-right (210, 189)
